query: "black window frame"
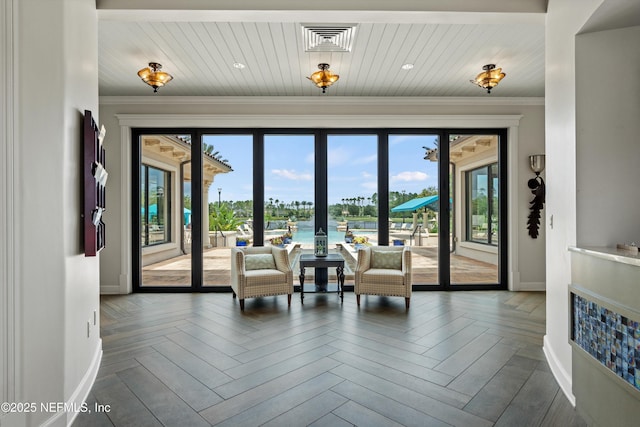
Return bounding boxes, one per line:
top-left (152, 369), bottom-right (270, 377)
top-left (132, 127), bottom-right (508, 293)
top-left (140, 163), bottom-right (172, 247)
top-left (465, 162), bottom-right (498, 246)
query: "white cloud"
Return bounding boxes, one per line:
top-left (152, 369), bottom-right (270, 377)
top-left (352, 154), bottom-right (377, 165)
top-left (327, 146), bottom-right (351, 167)
top-left (271, 169), bottom-right (313, 181)
top-left (362, 181), bottom-right (378, 190)
top-left (361, 171), bottom-right (373, 179)
top-left (391, 171), bottom-right (429, 182)
top-left (305, 152), bottom-right (315, 164)
top-left (389, 134), bottom-right (430, 146)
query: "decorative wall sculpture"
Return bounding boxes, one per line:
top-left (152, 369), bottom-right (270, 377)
top-left (83, 110), bottom-right (107, 256)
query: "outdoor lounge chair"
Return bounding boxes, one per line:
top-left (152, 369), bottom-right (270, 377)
top-left (230, 246), bottom-right (293, 310)
top-left (236, 226), bottom-right (253, 239)
top-left (355, 246), bottom-right (412, 309)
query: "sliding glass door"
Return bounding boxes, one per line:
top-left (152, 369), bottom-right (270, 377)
top-left (133, 128), bottom-right (507, 292)
top-left (389, 134), bottom-right (440, 287)
top-left (448, 133), bottom-right (503, 287)
top-left (201, 134), bottom-right (253, 288)
top-left (137, 134), bottom-right (192, 288)
top-left (263, 134), bottom-right (315, 252)
top-left (327, 134), bottom-right (378, 246)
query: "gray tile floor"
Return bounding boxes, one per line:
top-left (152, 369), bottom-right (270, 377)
top-left (74, 291), bottom-right (586, 426)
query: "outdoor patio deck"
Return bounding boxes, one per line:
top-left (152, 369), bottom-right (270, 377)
top-left (141, 243), bottom-right (498, 287)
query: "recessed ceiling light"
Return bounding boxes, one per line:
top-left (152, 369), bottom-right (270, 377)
top-left (233, 62), bottom-right (246, 69)
top-left (401, 63), bottom-right (414, 70)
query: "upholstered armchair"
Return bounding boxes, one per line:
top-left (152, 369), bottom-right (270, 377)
top-left (355, 246), bottom-right (412, 309)
top-left (230, 246), bottom-right (294, 311)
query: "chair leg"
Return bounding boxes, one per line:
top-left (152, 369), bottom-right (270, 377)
top-left (405, 297), bottom-right (410, 309)
top-left (287, 294), bottom-right (292, 306)
top-left (239, 299), bottom-right (245, 311)
top-left (356, 294), bottom-right (361, 306)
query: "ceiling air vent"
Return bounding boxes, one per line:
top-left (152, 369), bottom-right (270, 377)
top-left (302, 24), bottom-right (357, 52)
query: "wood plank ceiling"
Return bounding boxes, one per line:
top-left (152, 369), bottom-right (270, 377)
top-left (98, 7), bottom-right (545, 97)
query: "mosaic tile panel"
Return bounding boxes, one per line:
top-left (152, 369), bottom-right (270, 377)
top-left (573, 294), bottom-right (640, 391)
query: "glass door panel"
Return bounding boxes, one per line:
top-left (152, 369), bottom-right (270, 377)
top-left (139, 134), bottom-right (191, 287)
top-left (327, 135), bottom-right (378, 247)
top-left (449, 134), bottom-right (499, 285)
top-left (390, 134), bottom-right (439, 286)
top-left (327, 134), bottom-right (377, 289)
top-left (202, 135), bottom-right (253, 288)
top-left (264, 135), bottom-right (314, 284)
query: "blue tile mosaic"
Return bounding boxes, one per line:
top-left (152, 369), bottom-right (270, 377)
top-left (572, 294), bottom-right (640, 390)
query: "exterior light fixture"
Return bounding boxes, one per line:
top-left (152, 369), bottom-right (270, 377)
top-left (527, 154), bottom-right (545, 238)
top-left (137, 62), bottom-right (173, 93)
top-left (471, 64), bottom-right (505, 94)
top-left (307, 63), bottom-right (339, 93)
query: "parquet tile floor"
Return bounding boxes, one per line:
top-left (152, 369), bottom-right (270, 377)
top-left (74, 291), bottom-right (585, 427)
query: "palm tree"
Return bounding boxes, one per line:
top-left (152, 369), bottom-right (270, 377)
top-left (203, 143), bottom-right (214, 155)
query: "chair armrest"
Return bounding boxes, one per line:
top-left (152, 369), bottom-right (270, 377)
top-left (271, 246), bottom-right (292, 273)
top-left (355, 247), bottom-right (371, 272)
top-left (230, 249), bottom-right (246, 289)
top-left (402, 247), bottom-right (412, 283)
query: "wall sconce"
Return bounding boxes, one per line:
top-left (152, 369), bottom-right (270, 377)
top-left (527, 154), bottom-right (545, 238)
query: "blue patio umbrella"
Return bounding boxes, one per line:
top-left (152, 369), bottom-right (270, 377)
top-left (391, 195), bottom-right (440, 212)
top-left (183, 207), bottom-right (191, 225)
top-left (142, 204), bottom-right (192, 224)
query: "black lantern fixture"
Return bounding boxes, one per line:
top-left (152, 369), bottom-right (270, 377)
top-left (527, 154), bottom-right (545, 238)
top-left (314, 228), bottom-right (328, 257)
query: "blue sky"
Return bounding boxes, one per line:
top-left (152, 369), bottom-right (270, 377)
top-left (204, 134), bottom-right (439, 206)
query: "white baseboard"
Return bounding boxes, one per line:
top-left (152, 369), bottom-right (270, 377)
top-left (543, 335), bottom-right (575, 406)
top-left (100, 284), bottom-right (123, 294)
top-left (516, 281), bottom-right (546, 291)
top-left (40, 339), bottom-right (102, 427)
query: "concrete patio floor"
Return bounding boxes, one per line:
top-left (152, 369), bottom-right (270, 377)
top-left (141, 242), bottom-right (498, 287)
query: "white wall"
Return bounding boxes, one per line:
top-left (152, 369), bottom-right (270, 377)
top-left (543, 0), bottom-right (603, 405)
top-left (98, 97), bottom-right (546, 294)
top-left (1, 0), bottom-right (102, 426)
top-left (0, 0), bottom-right (15, 412)
top-left (576, 26), bottom-right (640, 246)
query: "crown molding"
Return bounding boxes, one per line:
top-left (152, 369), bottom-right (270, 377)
top-left (101, 95), bottom-right (544, 107)
top-left (114, 113), bottom-right (523, 129)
